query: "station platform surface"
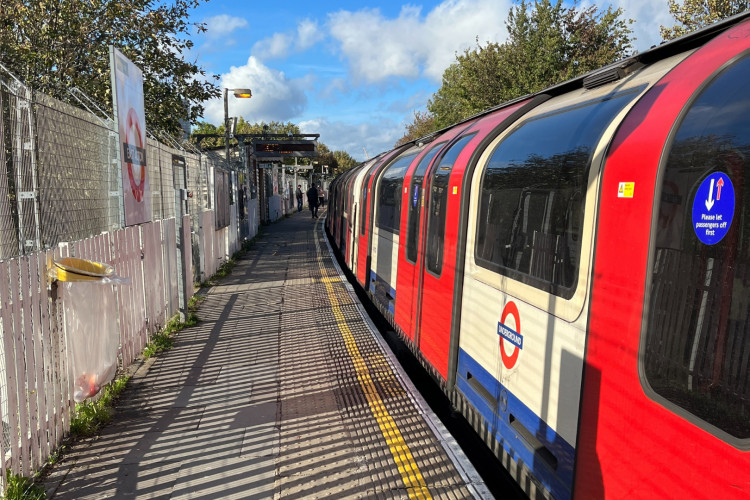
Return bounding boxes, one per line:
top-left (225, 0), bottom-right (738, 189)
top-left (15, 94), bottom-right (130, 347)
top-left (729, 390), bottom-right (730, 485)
top-left (43, 208), bottom-right (492, 499)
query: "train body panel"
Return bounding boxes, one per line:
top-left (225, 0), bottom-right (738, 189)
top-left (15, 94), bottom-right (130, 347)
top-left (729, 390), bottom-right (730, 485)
top-left (325, 13), bottom-right (750, 500)
top-left (457, 55), bottom-right (687, 497)
top-left (370, 148), bottom-right (421, 315)
top-left (578, 18), bottom-right (750, 499)
top-left (395, 130), bottom-right (463, 343)
top-left (356, 152), bottom-right (400, 287)
top-left (346, 160), bottom-right (374, 275)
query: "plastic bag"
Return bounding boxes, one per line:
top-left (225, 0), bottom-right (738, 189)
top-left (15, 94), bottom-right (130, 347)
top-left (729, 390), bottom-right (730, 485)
top-left (61, 280), bottom-right (121, 402)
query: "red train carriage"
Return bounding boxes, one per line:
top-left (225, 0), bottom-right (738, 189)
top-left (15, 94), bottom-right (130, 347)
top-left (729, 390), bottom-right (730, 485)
top-left (326, 13), bottom-right (750, 499)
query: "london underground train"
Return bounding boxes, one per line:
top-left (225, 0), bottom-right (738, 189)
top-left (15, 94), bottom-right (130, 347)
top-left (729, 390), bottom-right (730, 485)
top-left (325, 13), bottom-right (750, 500)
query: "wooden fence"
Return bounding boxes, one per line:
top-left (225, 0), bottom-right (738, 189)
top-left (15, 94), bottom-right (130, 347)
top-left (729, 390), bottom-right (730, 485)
top-left (0, 214), bottom-right (208, 485)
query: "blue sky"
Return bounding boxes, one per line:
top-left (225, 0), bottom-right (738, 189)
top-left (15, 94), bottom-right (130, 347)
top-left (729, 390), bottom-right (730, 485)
top-left (188, 0), bottom-right (675, 162)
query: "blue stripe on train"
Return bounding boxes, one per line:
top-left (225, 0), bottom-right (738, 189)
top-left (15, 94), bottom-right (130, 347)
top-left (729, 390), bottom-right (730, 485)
top-left (456, 349), bottom-right (575, 500)
top-left (369, 270), bottom-right (396, 315)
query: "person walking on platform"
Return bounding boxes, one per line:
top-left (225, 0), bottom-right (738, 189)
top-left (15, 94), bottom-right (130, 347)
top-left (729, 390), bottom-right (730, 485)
top-left (317, 184), bottom-right (325, 207)
top-left (307, 183), bottom-right (319, 218)
top-left (296, 185), bottom-right (303, 212)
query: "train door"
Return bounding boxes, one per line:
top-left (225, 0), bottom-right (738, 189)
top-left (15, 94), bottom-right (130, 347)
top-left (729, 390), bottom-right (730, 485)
top-left (394, 138), bottom-right (451, 342)
top-left (356, 151), bottom-right (403, 288)
top-left (344, 167), bottom-right (359, 266)
top-left (369, 149), bottom-right (419, 316)
top-left (414, 133), bottom-right (477, 379)
top-left (349, 160), bottom-right (375, 274)
top-left (579, 19), bottom-right (750, 499)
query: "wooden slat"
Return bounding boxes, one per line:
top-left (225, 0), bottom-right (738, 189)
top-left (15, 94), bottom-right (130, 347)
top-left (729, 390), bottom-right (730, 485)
top-left (134, 226), bottom-right (147, 351)
top-left (113, 229), bottom-right (131, 365)
top-left (0, 260), bottom-right (18, 478)
top-left (9, 260), bottom-right (30, 475)
top-left (53, 245), bottom-right (72, 443)
top-left (165, 219), bottom-right (178, 317)
top-left (26, 253), bottom-right (47, 468)
top-left (35, 251), bottom-right (55, 459)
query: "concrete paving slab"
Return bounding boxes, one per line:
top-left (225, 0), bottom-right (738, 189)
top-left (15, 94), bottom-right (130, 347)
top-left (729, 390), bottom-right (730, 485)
top-left (43, 211), bottom-right (490, 500)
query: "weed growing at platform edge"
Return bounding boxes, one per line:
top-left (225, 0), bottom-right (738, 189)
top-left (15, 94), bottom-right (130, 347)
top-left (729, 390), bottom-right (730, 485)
top-left (199, 233), bottom-right (262, 288)
top-left (3, 470), bottom-right (46, 500)
top-left (69, 376), bottom-right (129, 438)
top-left (143, 308), bottom-right (200, 359)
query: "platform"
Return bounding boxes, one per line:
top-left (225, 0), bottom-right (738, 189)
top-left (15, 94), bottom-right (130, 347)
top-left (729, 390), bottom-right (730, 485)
top-left (43, 208), bottom-right (492, 499)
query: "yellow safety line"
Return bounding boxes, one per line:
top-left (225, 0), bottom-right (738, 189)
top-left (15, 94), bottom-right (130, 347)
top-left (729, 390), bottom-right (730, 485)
top-left (314, 225), bottom-right (432, 500)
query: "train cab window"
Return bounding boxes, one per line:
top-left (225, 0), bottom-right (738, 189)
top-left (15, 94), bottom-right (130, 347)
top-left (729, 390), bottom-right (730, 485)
top-left (475, 91), bottom-right (637, 298)
top-left (376, 152), bottom-right (417, 234)
top-left (425, 134), bottom-right (476, 275)
top-left (643, 56), bottom-right (750, 442)
top-left (406, 143), bottom-right (445, 263)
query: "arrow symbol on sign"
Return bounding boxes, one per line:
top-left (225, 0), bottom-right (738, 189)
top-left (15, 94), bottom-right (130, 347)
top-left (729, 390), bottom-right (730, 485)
top-left (717, 177), bottom-right (724, 201)
top-left (705, 178), bottom-right (715, 211)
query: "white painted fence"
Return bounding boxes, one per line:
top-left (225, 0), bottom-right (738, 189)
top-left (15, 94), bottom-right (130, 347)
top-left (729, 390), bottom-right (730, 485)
top-left (0, 214), bottom-right (220, 485)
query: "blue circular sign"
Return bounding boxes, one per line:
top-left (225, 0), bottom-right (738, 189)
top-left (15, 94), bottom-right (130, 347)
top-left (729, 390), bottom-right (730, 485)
top-left (691, 172), bottom-right (735, 245)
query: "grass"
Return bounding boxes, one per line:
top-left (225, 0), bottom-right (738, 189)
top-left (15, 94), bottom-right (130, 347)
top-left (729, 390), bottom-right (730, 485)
top-left (2, 470), bottom-right (46, 500)
top-left (69, 376), bottom-right (129, 438)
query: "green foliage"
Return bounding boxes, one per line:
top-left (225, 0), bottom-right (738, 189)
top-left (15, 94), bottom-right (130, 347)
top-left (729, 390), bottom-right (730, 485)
top-left (426, 0), bottom-right (634, 129)
top-left (660, 0), bottom-right (748, 40)
top-left (142, 331), bottom-right (175, 359)
top-left (395, 110), bottom-right (437, 146)
top-left (143, 309), bottom-right (200, 358)
top-left (333, 150), bottom-right (358, 173)
top-left (69, 376), bottom-right (129, 438)
top-left (0, 0), bottom-right (220, 136)
top-left (2, 470), bottom-right (46, 500)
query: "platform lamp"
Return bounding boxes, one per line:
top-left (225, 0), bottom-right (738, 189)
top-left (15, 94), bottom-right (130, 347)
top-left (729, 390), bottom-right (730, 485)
top-left (224, 88), bottom-right (252, 166)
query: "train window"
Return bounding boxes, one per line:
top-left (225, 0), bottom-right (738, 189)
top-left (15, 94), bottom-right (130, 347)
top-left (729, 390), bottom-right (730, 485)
top-left (376, 152), bottom-right (417, 234)
top-left (643, 56), bottom-right (750, 441)
top-left (475, 90), bottom-right (638, 298)
top-left (425, 134), bottom-right (476, 275)
top-left (406, 143), bottom-right (445, 264)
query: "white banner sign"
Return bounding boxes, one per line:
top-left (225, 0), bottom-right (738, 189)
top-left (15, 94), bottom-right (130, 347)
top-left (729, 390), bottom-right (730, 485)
top-left (110, 46), bottom-right (151, 226)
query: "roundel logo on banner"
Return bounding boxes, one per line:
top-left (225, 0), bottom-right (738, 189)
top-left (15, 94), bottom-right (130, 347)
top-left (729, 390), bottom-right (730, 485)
top-left (498, 301), bottom-right (523, 370)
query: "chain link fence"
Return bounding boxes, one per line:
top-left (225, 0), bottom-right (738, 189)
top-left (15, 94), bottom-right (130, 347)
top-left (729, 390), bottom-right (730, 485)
top-left (0, 71), bottom-right (233, 262)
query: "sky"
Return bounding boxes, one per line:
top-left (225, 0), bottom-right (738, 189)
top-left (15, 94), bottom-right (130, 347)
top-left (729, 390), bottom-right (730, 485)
top-left (188, 0), bottom-right (675, 162)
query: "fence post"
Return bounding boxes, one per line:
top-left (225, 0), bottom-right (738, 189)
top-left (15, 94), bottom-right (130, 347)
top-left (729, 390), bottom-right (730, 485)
top-left (12, 81), bottom-right (41, 254)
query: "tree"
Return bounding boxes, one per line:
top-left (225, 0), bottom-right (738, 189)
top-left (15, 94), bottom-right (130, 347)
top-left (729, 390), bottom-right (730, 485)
top-left (333, 150), bottom-right (358, 173)
top-left (426, 0), bottom-right (634, 129)
top-left (0, 0), bottom-right (220, 136)
top-left (660, 0), bottom-right (748, 40)
top-left (395, 110), bottom-right (438, 146)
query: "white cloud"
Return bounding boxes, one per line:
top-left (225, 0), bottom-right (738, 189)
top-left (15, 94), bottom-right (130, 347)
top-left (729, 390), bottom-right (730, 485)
top-left (299, 118), bottom-right (402, 161)
top-left (296, 19), bottom-right (324, 51)
top-left (252, 19), bottom-right (324, 61)
top-left (202, 57), bottom-right (308, 125)
top-left (328, 0), bottom-right (512, 84)
top-left (252, 32), bottom-right (294, 60)
top-left (203, 15), bottom-right (249, 38)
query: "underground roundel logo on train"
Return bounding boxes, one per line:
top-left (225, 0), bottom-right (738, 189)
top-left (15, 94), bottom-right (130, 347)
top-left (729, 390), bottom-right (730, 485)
top-left (497, 301), bottom-right (523, 370)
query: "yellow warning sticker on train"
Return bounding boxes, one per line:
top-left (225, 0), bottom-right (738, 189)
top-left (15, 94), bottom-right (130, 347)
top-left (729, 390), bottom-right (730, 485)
top-left (618, 182), bottom-right (634, 198)
top-left (452, 186), bottom-right (458, 195)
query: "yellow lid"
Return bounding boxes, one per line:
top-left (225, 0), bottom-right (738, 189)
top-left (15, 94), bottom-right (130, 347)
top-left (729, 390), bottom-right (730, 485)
top-left (54, 257), bottom-right (114, 278)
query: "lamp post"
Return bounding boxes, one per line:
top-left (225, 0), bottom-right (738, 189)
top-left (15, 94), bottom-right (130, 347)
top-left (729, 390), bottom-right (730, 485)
top-left (224, 88), bottom-right (252, 167)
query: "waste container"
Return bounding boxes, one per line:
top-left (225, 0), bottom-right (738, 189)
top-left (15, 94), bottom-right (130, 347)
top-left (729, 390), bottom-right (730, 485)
top-left (49, 258), bottom-right (127, 402)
